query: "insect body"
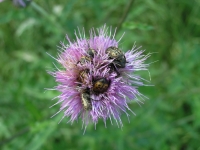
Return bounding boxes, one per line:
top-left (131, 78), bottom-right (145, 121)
top-left (79, 56), bottom-right (91, 65)
top-left (87, 48), bottom-right (96, 58)
top-left (106, 46), bottom-right (126, 68)
top-left (81, 89), bottom-right (92, 110)
top-left (93, 77), bottom-right (110, 93)
top-left (78, 48), bottom-right (96, 65)
top-left (77, 69), bottom-right (89, 84)
top-left (77, 48), bottom-right (96, 110)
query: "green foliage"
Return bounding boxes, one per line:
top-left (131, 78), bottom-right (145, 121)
top-left (0, 0), bottom-right (200, 149)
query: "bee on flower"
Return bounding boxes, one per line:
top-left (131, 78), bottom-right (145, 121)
top-left (48, 25), bottom-right (151, 130)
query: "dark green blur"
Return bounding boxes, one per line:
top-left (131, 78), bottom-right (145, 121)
top-left (0, 0), bottom-right (200, 149)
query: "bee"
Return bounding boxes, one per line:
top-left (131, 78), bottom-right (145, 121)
top-left (87, 48), bottom-right (96, 58)
top-left (78, 56), bottom-right (91, 65)
top-left (78, 48), bottom-right (96, 65)
top-left (81, 89), bottom-right (92, 110)
top-left (77, 69), bottom-right (89, 84)
top-left (106, 46), bottom-right (126, 68)
top-left (93, 77), bottom-right (110, 94)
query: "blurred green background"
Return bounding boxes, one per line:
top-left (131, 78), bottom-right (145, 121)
top-left (0, 0), bottom-right (200, 149)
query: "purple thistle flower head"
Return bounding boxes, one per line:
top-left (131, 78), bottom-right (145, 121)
top-left (49, 25), bottom-right (151, 130)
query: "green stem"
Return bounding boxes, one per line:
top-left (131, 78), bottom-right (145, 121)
top-left (117, 0), bottom-right (135, 34)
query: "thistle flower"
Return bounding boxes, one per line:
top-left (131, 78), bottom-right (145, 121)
top-left (49, 25), bottom-right (151, 130)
